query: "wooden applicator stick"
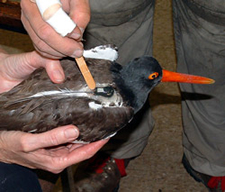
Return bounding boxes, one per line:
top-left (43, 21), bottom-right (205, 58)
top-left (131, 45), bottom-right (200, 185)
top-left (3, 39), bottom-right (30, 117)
top-left (75, 57), bottom-right (96, 90)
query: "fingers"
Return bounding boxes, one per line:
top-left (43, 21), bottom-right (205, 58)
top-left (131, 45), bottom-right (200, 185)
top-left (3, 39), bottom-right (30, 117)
top-left (24, 135), bottom-right (108, 173)
top-left (0, 51), bottom-right (65, 84)
top-left (21, 11), bottom-right (64, 58)
top-left (63, 139), bottom-right (109, 165)
top-left (19, 125), bottom-right (79, 152)
top-left (19, 51), bottom-right (65, 83)
top-left (30, 52), bottom-right (65, 83)
top-left (0, 126), bottom-right (79, 171)
top-left (0, 52), bottom-right (37, 93)
top-left (44, 59), bottom-right (65, 83)
top-left (43, 139), bottom-right (109, 173)
top-left (0, 129), bottom-right (108, 173)
top-left (69, 0), bottom-right (90, 31)
top-left (0, 50), bottom-right (66, 93)
top-left (22, 13), bottom-right (65, 59)
top-left (21, 0), bottom-right (84, 58)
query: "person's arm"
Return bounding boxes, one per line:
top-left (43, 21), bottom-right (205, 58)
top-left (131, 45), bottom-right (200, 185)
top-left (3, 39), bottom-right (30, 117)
top-left (20, 0), bottom-right (90, 59)
top-left (0, 50), bottom-right (108, 173)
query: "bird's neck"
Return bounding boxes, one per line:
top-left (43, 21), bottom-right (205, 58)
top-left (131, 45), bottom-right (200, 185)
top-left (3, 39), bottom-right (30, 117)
top-left (126, 81), bottom-right (152, 113)
top-left (113, 70), bottom-right (152, 114)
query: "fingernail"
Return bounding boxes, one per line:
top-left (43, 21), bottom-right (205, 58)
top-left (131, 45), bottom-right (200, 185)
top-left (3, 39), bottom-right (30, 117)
top-left (79, 27), bottom-right (85, 33)
top-left (72, 49), bottom-right (83, 58)
top-left (69, 32), bottom-right (81, 40)
top-left (53, 70), bottom-right (64, 83)
top-left (65, 127), bottom-right (79, 139)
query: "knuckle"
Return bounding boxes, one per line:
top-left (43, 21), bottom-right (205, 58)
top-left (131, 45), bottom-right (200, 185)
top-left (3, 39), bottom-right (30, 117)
top-left (19, 135), bottom-right (30, 152)
top-left (36, 24), bottom-right (52, 42)
top-left (49, 132), bottom-right (61, 146)
top-left (80, 12), bottom-right (90, 23)
top-left (76, 12), bottom-right (90, 25)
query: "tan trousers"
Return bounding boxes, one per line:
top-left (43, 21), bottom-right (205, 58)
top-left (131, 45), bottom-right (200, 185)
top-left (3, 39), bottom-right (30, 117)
top-left (86, 0), bottom-right (225, 177)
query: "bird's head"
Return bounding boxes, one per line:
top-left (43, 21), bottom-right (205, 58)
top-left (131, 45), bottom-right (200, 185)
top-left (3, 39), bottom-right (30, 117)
top-left (120, 56), bottom-right (214, 113)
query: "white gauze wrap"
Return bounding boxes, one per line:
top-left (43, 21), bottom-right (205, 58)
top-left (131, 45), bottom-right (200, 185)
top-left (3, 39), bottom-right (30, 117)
top-left (36, 0), bottom-right (76, 36)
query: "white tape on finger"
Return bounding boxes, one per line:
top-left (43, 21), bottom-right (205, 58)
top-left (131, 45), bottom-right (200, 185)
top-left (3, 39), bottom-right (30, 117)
top-left (36, 0), bottom-right (76, 36)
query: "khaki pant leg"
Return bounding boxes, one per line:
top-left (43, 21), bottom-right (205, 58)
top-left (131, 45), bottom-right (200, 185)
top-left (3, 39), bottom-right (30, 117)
top-left (173, 0), bottom-right (225, 176)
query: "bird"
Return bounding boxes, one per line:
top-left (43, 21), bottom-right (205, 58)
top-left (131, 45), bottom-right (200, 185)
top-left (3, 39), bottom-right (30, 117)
top-left (0, 45), bottom-right (214, 143)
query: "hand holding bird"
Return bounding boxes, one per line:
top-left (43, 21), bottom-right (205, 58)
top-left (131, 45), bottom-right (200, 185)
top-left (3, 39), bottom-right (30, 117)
top-left (0, 50), bottom-right (65, 93)
top-left (0, 50), bottom-right (108, 172)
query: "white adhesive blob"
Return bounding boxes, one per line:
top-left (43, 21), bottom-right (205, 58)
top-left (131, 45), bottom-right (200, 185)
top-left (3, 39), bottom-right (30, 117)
top-left (83, 45), bottom-right (118, 61)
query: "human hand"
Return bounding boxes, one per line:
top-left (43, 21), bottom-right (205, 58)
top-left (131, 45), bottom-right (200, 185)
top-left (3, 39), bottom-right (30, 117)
top-left (0, 50), bottom-right (108, 173)
top-left (0, 50), bottom-right (65, 93)
top-left (20, 0), bottom-right (90, 59)
top-left (0, 125), bottom-right (108, 173)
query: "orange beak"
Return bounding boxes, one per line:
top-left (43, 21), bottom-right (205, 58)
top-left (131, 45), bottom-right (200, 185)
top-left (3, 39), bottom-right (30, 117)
top-left (161, 70), bottom-right (215, 84)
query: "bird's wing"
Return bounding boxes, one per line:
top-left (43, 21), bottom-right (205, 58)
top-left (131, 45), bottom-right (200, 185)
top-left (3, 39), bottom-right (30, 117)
top-left (0, 57), bottom-right (134, 142)
top-left (0, 93), bottom-right (133, 142)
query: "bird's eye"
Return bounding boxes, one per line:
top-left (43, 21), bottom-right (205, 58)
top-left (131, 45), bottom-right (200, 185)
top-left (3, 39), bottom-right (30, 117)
top-left (149, 72), bottom-right (159, 80)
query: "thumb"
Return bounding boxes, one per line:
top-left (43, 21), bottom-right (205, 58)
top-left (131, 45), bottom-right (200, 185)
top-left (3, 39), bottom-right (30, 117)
top-left (44, 59), bottom-right (65, 83)
top-left (27, 51), bottom-right (65, 84)
top-left (19, 125), bottom-right (79, 152)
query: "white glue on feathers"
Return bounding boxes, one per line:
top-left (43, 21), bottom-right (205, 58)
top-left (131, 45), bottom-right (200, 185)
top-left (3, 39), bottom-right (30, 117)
top-left (83, 45), bottom-right (118, 61)
top-left (36, 0), bottom-right (76, 36)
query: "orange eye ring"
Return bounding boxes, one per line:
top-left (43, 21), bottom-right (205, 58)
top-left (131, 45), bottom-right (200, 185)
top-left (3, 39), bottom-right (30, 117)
top-left (149, 72), bottom-right (159, 80)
